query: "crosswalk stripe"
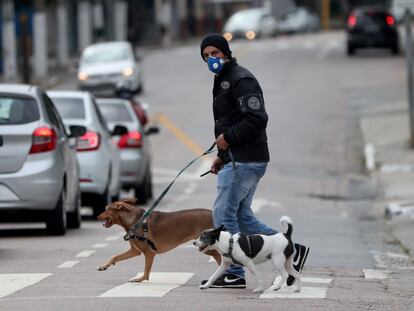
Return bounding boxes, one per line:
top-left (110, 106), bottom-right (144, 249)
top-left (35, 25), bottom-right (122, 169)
top-left (57, 261), bottom-right (79, 268)
top-left (99, 272), bottom-right (194, 297)
top-left (0, 273), bottom-right (52, 298)
top-left (76, 250), bottom-right (95, 258)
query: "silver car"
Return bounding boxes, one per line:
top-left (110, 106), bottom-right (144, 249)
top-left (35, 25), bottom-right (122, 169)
top-left (0, 84), bottom-right (85, 235)
top-left (47, 91), bottom-right (122, 217)
top-left (96, 98), bottom-right (158, 204)
top-left (77, 41), bottom-right (143, 95)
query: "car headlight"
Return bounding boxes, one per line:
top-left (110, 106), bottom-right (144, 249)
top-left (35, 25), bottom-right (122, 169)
top-left (78, 71), bottom-right (89, 81)
top-left (245, 31), bottom-right (256, 40)
top-left (122, 67), bottom-right (134, 77)
top-left (223, 32), bottom-right (233, 41)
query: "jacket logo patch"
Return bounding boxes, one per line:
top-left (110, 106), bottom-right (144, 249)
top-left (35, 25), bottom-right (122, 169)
top-left (221, 81), bottom-right (230, 89)
top-left (247, 96), bottom-right (261, 110)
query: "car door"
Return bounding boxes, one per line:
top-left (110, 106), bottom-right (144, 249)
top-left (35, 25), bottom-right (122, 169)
top-left (42, 92), bottom-right (78, 210)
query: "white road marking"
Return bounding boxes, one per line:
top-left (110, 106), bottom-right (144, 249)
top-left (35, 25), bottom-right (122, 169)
top-left (251, 198), bottom-right (281, 213)
top-left (92, 243), bottom-right (107, 248)
top-left (105, 236), bottom-right (121, 241)
top-left (363, 269), bottom-right (391, 280)
top-left (0, 273), bottom-right (52, 298)
top-left (57, 261), bottom-right (79, 268)
top-left (76, 250), bottom-right (96, 258)
top-left (259, 276), bottom-right (332, 299)
top-left (99, 272), bottom-right (194, 297)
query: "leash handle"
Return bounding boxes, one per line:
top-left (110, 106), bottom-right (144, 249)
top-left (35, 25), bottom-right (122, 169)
top-left (124, 142), bottom-right (217, 241)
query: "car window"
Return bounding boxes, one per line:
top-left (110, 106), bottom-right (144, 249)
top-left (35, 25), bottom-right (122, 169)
top-left (97, 103), bottom-right (133, 122)
top-left (0, 94), bottom-right (40, 125)
top-left (82, 45), bottom-right (129, 64)
top-left (51, 97), bottom-right (86, 119)
top-left (42, 93), bottom-right (67, 136)
top-left (358, 11), bottom-right (388, 25)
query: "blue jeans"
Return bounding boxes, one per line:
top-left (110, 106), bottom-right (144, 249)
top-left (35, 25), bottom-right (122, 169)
top-left (212, 162), bottom-right (277, 278)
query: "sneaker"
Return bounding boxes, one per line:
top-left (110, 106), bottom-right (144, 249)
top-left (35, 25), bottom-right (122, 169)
top-left (201, 273), bottom-right (246, 288)
top-left (286, 243), bottom-right (310, 286)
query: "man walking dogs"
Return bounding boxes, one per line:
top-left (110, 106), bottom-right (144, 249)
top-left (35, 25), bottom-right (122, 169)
top-left (200, 33), bottom-right (309, 288)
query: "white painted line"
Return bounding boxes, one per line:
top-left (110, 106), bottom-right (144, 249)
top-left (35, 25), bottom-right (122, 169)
top-left (105, 236), bottom-right (121, 241)
top-left (0, 273), bottom-right (52, 298)
top-left (363, 269), bottom-right (391, 280)
top-left (364, 143), bottom-right (376, 171)
top-left (99, 272), bottom-right (194, 297)
top-left (92, 243), bottom-right (108, 248)
top-left (259, 286), bottom-right (329, 299)
top-left (76, 250), bottom-right (96, 258)
top-left (273, 276), bottom-right (332, 285)
top-left (251, 198), bottom-right (281, 213)
top-left (57, 261), bottom-right (79, 268)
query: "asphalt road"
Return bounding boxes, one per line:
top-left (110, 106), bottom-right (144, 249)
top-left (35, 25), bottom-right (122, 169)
top-left (1, 31), bottom-right (412, 310)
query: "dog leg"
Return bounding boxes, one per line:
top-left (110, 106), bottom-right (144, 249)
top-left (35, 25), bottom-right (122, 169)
top-left (129, 250), bottom-right (155, 282)
top-left (271, 254), bottom-right (288, 291)
top-left (97, 247), bottom-right (141, 271)
top-left (245, 262), bottom-right (265, 293)
top-left (199, 259), bottom-right (230, 290)
top-left (285, 255), bottom-right (301, 292)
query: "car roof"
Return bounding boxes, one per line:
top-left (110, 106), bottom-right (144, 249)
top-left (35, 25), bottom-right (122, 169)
top-left (47, 90), bottom-right (90, 99)
top-left (83, 41), bottom-right (131, 51)
top-left (0, 84), bottom-right (40, 96)
top-left (95, 98), bottom-right (129, 105)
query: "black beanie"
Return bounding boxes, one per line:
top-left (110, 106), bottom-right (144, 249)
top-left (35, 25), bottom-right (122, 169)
top-left (200, 33), bottom-right (232, 60)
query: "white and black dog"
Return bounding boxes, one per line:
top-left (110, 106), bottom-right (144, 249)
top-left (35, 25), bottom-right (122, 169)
top-left (193, 216), bottom-right (301, 293)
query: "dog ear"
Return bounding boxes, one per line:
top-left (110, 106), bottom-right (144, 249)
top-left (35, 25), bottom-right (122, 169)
top-left (115, 201), bottom-right (136, 212)
top-left (123, 198), bottom-right (137, 206)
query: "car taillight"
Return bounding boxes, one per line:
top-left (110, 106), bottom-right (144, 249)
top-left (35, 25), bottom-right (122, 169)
top-left (348, 15), bottom-right (357, 27)
top-left (77, 131), bottom-right (100, 151)
top-left (386, 15), bottom-right (395, 26)
top-left (29, 127), bottom-right (57, 154)
top-left (118, 131), bottom-right (143, 148)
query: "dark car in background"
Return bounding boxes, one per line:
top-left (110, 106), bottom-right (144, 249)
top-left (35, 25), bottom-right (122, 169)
top-left (346, 6), bottom-right (399, 56)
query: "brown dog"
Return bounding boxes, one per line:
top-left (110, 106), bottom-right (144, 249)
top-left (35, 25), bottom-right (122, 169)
top-left (96, 198), bottom-right (221, 282)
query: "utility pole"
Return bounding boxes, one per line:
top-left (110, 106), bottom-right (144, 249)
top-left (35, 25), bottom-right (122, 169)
top-left (321, 0), bottom-right (330, 30)
top-left (1, 0), bottom-right (17, 82)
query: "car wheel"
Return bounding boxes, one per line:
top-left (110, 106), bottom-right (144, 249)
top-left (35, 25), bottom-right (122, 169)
top-left (92, 186), bottom-right (111, 218)
top-left (347, 44), bottom-right (355, 56)
top-left (135, 170), bottom-right (151, 205)
top-left (67, 187), bottom-right (82, 229)
top-left (46, 189), bottom-right (67, 236)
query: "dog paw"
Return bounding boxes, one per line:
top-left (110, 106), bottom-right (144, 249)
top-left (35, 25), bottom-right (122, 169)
top-left (129, 276), bottom-right (147, 282)
top-left (272, 286), bottom-right (282, 291)
top-left (199, 285), bottom-right (208, 290)
top-left (97, 265), bottom-right (108, 271)
top-left (253, 288), bottom-right (264, 294)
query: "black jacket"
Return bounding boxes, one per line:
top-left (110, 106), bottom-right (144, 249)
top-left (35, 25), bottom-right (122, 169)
top-left (212, 58), bottom-right (269, 163)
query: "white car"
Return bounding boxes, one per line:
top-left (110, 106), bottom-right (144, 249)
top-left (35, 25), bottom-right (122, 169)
top-left (0, 84), bottom-right (86, 235)
top-left (77, 41), bottom-right (143, 95)
top-left (96, 98), bottom-right (159, 204)
top-left (48, 91), bottom-right (122, 217)
top-left (223, 8), bottom-right (278, 41)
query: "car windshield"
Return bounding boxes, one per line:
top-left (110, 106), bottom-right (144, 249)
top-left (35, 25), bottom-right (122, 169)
top-left (228, 10), bottom-right (263, 27)
top-left (82, 45), bottom-right (129, 64)
top-left (51, 97), bottom-right (86, 119)
top-left (97, 103), bottom-right (133, 122)
top-left (0, 95), bottom-right (40, 125)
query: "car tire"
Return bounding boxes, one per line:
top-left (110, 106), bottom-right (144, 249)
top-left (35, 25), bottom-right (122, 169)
top-left (347, 44), bottom-right (355, 56)
top-left (67, 187), bottom-right (82, 229)
top-left (135, 170), bottom-right (151, 205)
top-left (46, 189), bottom-right (67, 236)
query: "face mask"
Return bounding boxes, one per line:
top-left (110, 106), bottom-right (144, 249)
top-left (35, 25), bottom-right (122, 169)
top-left (207, 56), bottom-right (225, 74)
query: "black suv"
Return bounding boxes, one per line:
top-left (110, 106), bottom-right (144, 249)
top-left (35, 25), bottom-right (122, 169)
top-left (346, 6), bottom-right (399, 55)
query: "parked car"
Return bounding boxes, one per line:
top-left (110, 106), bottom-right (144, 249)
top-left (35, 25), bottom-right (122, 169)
top-left (346, 6), bottom-right (399, 55)
top-left (276, 7), bottom-right (320, 34)
top-left (77, 41), bottom-right (144, 95)
top-left (47, 91), bottom-right (123, 217)
top-left (96, 98), bottom-right (159, 204)
top-left (0, 84), bottom-right (86, 235)
top-left (223, 8), bottom-right (278, 41)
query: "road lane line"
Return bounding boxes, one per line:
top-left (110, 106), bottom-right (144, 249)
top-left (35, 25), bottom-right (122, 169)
top-left (363, 269), bottom-right (390, 280)
top-left (99, 272), bottom-right (194, 297)
top-left (92, 243), bottom-right (108, 248)
top-left (105, 236), bottom-right (121, 241)
top-left (76, 250), bottom-right (96, 258)
top-left (0, 273), bottom-right (52, 298)
top-left (57, 261), bottom-right (79, 268)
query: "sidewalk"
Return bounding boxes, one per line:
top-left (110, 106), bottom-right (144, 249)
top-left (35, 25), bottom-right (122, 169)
top-left (360, 94), bottom-right (414, 261)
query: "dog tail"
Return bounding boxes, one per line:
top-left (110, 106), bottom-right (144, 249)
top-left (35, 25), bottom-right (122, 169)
top-left (280, 216), bottom-right (293, 238)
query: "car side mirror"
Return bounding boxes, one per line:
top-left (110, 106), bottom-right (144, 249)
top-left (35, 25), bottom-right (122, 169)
top-left (69, 125), bottom-right (86, 138)
top-left (112, 125), bottom-right (129, 136)
top-left (145, 126), bottom-right (160, 136)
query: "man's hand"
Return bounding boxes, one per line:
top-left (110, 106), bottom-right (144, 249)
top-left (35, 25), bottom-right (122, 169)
top-left (211, 157), bottom-right (223, 175)
top-left (215, 134), bottom-right (229, 150)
